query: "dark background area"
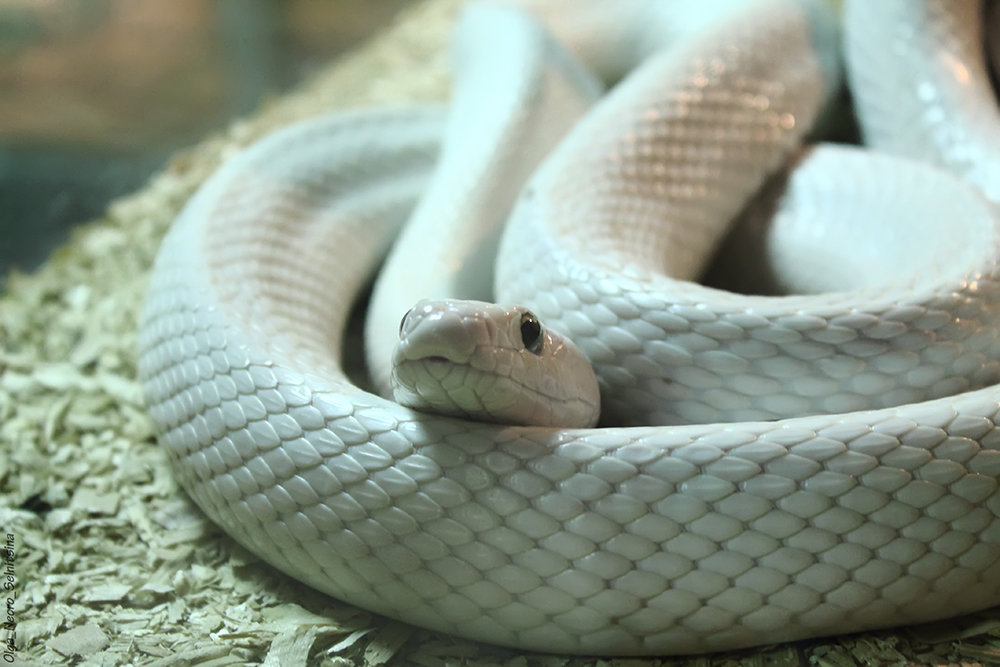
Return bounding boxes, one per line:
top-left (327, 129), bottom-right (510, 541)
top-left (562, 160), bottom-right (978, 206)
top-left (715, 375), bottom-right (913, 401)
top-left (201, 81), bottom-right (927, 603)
top-left (0, 0), bottom-right (409, 280)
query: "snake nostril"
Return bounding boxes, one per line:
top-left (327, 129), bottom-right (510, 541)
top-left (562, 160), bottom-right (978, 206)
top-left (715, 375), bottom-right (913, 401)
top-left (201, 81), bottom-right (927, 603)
top-left (399, 308), bottom-right (414, 338)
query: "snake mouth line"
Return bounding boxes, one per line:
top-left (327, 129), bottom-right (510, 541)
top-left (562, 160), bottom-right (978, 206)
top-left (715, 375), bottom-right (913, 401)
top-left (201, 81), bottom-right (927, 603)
top-left (425, 355), bottom-right (451, 364)
top-left (407, 355), bottom-right (469, 370)
top-left (393, 355), bottom-right (471, 380)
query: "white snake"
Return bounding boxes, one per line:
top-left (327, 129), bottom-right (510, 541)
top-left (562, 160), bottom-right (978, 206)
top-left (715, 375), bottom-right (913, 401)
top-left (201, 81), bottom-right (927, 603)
top-left (137, 0), bottom-right (1000, 656)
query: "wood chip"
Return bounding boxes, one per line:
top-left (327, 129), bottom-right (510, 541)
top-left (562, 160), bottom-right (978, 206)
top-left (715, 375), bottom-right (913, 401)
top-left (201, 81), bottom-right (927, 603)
top-left (45, 623), bottom-right (110, 657)
top-left (81, 582), bottom-right (131, 603)
top-left (263, 625), bottom-right (326, 667)
top-left (364, 624), bottom-right (414, 666)
top-left (69, 487), bottom-right (120, 515)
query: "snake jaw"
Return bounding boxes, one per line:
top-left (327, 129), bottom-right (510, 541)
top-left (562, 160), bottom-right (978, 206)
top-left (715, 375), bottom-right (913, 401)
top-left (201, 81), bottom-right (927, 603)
top-left (391, 298), bottom-right (600, 427)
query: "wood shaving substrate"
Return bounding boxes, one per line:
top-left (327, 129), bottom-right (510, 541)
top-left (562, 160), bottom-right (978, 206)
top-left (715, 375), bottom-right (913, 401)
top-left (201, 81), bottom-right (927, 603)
top-left (3, 1), bottom-right (1000, 665)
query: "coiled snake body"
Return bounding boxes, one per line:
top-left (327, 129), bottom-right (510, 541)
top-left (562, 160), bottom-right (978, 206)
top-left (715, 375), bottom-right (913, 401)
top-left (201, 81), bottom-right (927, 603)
top-left (138, 0), bottom-right (1000, 655)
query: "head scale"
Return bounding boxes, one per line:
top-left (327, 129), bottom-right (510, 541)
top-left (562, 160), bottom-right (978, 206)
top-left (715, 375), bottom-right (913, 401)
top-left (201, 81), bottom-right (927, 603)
top-left (391, 298), bottom-right (600, 428)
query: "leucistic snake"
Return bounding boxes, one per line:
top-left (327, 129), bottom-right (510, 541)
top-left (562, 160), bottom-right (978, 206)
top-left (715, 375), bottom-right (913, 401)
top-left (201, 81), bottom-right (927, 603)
top-left (137, 0), bottom-right (1000, 656)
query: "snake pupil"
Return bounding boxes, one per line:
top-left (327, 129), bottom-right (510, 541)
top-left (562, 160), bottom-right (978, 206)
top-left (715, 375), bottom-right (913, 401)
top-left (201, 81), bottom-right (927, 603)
top-left (520, 311), bottom-right (543, 354)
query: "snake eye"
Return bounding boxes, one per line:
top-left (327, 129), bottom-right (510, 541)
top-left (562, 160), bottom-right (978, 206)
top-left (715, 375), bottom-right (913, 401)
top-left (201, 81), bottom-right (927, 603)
top-left (520, 311), bottom-right (543, 355)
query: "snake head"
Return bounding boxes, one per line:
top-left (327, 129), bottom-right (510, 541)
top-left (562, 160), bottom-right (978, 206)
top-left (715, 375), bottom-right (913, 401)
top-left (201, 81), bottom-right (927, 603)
top-left (391, 298), bottom-right (600, 428)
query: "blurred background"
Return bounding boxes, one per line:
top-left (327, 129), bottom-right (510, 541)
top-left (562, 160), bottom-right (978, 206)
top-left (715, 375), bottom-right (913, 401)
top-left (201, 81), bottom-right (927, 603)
top-left (0, 0), bottom-right (410, 279)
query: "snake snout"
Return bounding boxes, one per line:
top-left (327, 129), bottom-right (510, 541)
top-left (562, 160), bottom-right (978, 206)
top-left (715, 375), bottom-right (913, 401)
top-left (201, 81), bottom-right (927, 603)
top-left (394, 298), bottom-right (482, 364)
